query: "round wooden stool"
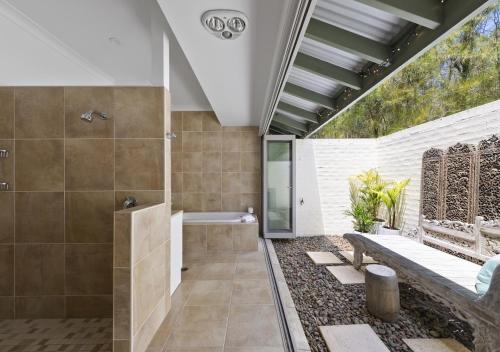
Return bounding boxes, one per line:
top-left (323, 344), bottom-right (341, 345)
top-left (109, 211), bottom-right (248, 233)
top-left (365, 264), bottom-right (400, 322)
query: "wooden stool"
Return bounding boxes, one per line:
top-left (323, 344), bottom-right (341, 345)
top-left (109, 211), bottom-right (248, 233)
top-left (365, 264), bottom-right (400, 322)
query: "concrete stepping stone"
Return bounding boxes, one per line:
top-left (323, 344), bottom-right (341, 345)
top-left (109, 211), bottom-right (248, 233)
top-left (320, 324), bottom-right (390, 352)
top-left (326, 265), bottom-right (365, 284)
top-left (306, 251), bottom-right (342, 265)
top-left (340, 250), bottom-right (378, 265)
top-left (403, 338), bottom-right (471, 352)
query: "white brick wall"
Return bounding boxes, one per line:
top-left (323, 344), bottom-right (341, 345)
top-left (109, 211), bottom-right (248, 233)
top-left (297, 100), bottom-right (500, 236)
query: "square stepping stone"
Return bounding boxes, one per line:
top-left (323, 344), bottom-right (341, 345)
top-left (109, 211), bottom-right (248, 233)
top-left (320, 324), bottom-right (390, 352)
top-left (340, 251), bottom-right (378, 265)
top-left (306, 252), bottom-right (342, 265)
top-left (403, 339), bottom-right (471, 352)
top-left (326, 265), bottom-right (365, 284)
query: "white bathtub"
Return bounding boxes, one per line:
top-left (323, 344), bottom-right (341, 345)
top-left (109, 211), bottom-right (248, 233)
top-left (183, 212), bottom-right (256, 224)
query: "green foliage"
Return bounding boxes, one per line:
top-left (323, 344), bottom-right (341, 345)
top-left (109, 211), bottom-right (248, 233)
top-left (372, 179), bottom-right (410, 230)
top-left (355, 169), bottom-right (387, 220)
top-left (314, 4), bottom-right (500, 139)
top-left (344, 178), bottom-right (375, 232)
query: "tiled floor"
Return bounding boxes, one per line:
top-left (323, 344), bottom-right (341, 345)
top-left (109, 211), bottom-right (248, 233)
top-left (147, 242), bottom-right (285, 352)
top-left (0, 318), bottom-right (112, 351)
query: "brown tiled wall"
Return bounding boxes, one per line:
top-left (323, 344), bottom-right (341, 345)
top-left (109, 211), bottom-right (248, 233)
top-left (171, 111), bottom-right (262, 220)
top-left (0, 86), bottom-right (168, 319)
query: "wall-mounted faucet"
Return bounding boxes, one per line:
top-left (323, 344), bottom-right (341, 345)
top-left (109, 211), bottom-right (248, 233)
top-left (0, 182), bottom-right (9, 191)
top-left (81, 111), bottom-right (109, 123)
top-left (166, 132), bottom-right (176, 140)
top-left (0, 149), bottom-right (8, 158)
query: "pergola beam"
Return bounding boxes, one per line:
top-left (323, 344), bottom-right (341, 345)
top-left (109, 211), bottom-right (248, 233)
top-left (276, 101), bottom-right (319, 124)
top-left (351, 0), bottom-right (442, 29)
top-left (306, 0), bottom-right (492, 138)
top-left (283, 83), bottom-right (334, 109)
top-left (305, 18), bottom-right (390, 65)
top-left (274, 114), bottom-right (308, 132)
top-left (271, 120), bottom-right (305, 136)
top-left (294, 53), bottom-right (362, 90)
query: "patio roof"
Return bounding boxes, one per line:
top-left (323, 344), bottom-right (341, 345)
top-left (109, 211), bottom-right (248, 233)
top-left (263, 0), bottom-right (493, 138)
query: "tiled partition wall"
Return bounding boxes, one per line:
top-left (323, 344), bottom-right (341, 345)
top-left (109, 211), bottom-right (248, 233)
top-left (171, 111), bottom-right (261, 220)
top-left (0, 86), bottom-right (168, 319)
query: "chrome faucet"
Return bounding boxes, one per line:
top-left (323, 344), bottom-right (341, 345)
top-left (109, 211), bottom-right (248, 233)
top-left (81, 111), bottom-right (109, 123)
top-left (0, 182), bottom-right (9, 191)
top-left (0, 149), bottom-right (8, 158)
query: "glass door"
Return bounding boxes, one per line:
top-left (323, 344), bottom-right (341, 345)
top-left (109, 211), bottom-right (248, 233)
top-left (263, 135), bottom-right (295, 238)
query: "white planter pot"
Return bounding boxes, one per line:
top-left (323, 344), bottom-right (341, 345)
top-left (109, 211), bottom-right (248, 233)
top-left (370, 220), bottom-right (385, 234)
top-left (377, 227), bottom-right (401, 236)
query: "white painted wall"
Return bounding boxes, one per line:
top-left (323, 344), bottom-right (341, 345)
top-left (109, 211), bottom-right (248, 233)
top-left (297, 100), bottom-right (500, 236)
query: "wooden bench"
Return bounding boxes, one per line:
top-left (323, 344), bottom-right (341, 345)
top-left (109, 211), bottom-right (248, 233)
top-left (344, 233), bottom-right (500, 352)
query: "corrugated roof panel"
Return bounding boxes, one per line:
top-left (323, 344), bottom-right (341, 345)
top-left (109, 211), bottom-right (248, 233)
top-left (288, 66), bottom-right (343, 96)
top-left (280, 92), bottom-right (322, 113)
top-left (313, 0), bottom-right (408, 44)
top-left (300, 37), bottom-right (367, 71)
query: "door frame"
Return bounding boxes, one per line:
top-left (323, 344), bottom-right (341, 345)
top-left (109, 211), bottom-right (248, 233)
top-left (262, 135), bottom-right (296, 239)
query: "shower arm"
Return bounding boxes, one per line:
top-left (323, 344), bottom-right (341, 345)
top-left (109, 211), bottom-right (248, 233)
top-left (81, 111), bottom-right (109, 122)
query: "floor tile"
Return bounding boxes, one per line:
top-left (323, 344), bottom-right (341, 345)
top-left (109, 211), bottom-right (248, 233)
top-left (235, 262), bottom-right (268, 279)
top-left (185, 280), bottom-right (233, 306)
top-left (224, 348), bottom-right (284, 352)
top-left (306, 251), bottom-right (342, 265)
top-left (232, 279), bottom-right (273, 305)
top-left (326, 265), bottom-right (365, 284)
top-left (176, 305), bottom-right (230, 324)
top-left (225, 305), bottom-right (282, 348)
top-left (403, 338), bottom-right (471, 352)
top-left (198, 263), bottom-right (237, 280)
top-left (339, 251), bottom-right (378, 265)
top-left (320, 324), bottom-right (389, 352)
top-left (166, 319), bottom-right (227, 348)
top-left (237, 252), bottom-right (265, 263)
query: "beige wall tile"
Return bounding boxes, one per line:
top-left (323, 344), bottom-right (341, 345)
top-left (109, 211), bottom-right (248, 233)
top-left (240, 193), bottom-right (261, 219)
top-left (15, 192), bottom-right (64, 243)
top-left (115, 139), bottom-right (164, 190)
top-left (203, 193), bottom-right (222, 212)
top-left (183, 152), bottom-right (203, 172)
top-left (66, 191), bottom-right (114, 243)
top-left (15, 296), bottom-right (65, 319)
top-left (240, 173), bottom-right (261, 193)
top-left (114, 191), bottom-right (164, 210)
top-left (0, 140), bottom-right (13, 190)
top-left (203, 132), bottom-right (222, 152)
top-left (0, 192), bottom-right (14, 243)
top-left (203, 152), bottom-right (222, 172)
top-left (182, 111), bottom-right (204, 131)
top-left (15, 87), bottom-right (64, 139)
top-left (65, 139), bottom-right (114, 191)
top-left (233, 224), bottom-right (258, 251)
top-left (202, 173), bottom-right (222, 193)
top-left (222, 173), bottom-right (240, 193)
top-left (172, 152), bottom-right (183, 172)
top-left (113, 268), bottom-right (130, 339)
top-left (183, 173), bottom-right (202, 192)
top-left (15, 139), bottom-right (64, 191)
top-left (183, 132), bottom-right (203, 152)
top-left (207, 225), bottom-right (233, 251)
top-left (172, 131), bottom-right (182, 152)
top-left (0, 88), bottom-right (14, 139)
top-left (222, 152), bottom-right (241, 172)
top-left (66, 295), bottom-right (113, 318)
top-left (114, 213), bottom-right (131, 268)
top-left (222, 194), bottom-right (241, 212)
top-left (223, 132), bottom-right (241, 152)
top-left (114, 87), bottom-right (164, 138)
top-left (172, 172), bottom-right (183, 193)
top-left (0, 297), bottom-right (14, 319)
top-left (182, 193), bottom-right (203, 212)
top-left (240, 131), bottom-right (261, 152)
top-left (241, 152), bottom-right (261, 172)
top-left (132, 204), bottom-right (167, 265)
top-left (113, 340), bottom-right (131, 352)
top-left (65, 87), bottom-right (114, 138)
top-left (65, 244), bottom-right (113, 295)
top-left (0, 245), bottom-right (14, 295)
top-left (183, 225), bottom-right (207, 259)
top-left (172, 193), bottom-right (183, 210)
top-left (202, 112), bottom-right (222, 131)
top-left (172, 112), bottom-right (183, 132)
top-left (15, 244), bottom-right (64, 295)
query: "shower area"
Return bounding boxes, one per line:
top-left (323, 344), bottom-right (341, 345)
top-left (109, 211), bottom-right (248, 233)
top-left (0, 86), bottom-right (170, 351)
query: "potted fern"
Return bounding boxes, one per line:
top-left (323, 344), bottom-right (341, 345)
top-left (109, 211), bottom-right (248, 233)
top-left (356, 169), bottom-right (387, 233)
top-left (344, 178), bottom-right (374, 233)
top-left (372, 178), bottom-right (410, 235)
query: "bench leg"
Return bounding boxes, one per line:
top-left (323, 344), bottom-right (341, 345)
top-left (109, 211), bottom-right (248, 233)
top-left (471, 320), bottom-right (500, 352)
top-left (353, 247), bottom-right (364, 270)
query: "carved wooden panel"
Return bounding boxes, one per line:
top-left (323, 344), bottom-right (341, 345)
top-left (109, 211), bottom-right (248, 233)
top-left (478, 135), bottom-right (500, 221)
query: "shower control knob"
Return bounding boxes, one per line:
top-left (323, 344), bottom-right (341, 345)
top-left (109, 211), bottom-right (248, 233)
top-left (0, 149), bottom-right (8, 158)
top-left (0, 182), bottom-right (9, 191)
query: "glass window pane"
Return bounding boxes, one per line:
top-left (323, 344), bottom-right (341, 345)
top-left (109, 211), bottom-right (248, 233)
top-left (267, 141), bottom-right (292, 231)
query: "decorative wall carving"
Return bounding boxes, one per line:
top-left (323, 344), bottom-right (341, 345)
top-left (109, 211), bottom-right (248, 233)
top-left (421, 149), bottom-right (445, 220)
top-left (478, 135), bottom-right (500, 221)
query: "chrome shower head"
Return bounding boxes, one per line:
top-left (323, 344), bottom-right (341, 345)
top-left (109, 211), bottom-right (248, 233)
top-left (81, 111), bottom-right (109, 123)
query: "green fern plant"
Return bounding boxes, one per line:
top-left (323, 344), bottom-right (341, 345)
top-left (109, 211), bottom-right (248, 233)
top-left (371, 179), bottom-right (410, 230)
top-left (344, 178), bottom-right (375, 233)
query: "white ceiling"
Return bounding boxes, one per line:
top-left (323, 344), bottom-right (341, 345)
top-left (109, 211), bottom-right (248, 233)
top-left (157, 0), bottom-right (299, 126)
top-left (0, 0), bottom-right (210, 110)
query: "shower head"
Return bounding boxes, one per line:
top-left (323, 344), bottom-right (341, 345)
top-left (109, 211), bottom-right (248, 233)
top-left (81, 111), bottom-right (109, 123)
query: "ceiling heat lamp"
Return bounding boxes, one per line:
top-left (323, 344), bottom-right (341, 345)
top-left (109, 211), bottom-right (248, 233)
top-left (202, 10), bottom-right (247, 40)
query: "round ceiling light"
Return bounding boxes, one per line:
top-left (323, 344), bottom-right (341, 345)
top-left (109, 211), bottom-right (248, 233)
top-left (201, 10), bottom-right (248, 40)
